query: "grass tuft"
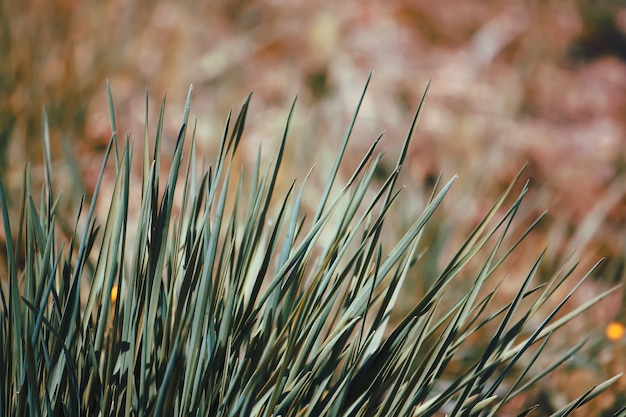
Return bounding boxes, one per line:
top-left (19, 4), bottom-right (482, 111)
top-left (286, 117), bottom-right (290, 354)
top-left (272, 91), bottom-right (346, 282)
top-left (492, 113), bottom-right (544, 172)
top-left (0, 80), bottom-right (620, 416)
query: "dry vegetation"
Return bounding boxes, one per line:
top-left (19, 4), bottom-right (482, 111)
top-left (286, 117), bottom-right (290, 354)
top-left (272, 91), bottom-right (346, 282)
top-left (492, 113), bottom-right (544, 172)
top-left (1, 0), bottom-right (625, 414)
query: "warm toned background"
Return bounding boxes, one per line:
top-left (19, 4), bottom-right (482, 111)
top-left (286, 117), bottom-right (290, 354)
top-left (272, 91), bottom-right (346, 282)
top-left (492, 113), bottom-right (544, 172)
top-left (1, 0), bottom-right (625, 413)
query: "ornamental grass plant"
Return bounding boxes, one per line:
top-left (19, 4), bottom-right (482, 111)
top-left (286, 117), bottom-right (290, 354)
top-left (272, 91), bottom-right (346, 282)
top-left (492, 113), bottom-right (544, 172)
top-left (0, 77), bottom-right (622, 416)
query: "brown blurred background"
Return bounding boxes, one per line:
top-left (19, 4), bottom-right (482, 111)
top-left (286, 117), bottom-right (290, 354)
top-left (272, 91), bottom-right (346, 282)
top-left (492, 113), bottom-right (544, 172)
top-left (1, 0), bottom-right (625, 413)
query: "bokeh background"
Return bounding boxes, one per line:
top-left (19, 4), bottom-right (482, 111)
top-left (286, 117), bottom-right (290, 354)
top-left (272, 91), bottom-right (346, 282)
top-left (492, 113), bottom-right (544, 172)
top-left (1, 0), bottom-right (625, 413)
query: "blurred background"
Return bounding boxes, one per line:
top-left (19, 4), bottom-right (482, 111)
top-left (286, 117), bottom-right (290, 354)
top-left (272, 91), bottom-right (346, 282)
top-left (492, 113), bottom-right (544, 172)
top-left (0, 0), bottom-right (625, 413)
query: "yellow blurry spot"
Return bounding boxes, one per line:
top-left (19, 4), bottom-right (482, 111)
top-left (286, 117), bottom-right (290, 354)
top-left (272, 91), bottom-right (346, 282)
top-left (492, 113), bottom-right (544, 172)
top-left (605, 321), bottom-right (625, 341)
top-left (111, 285), bottom-right (118, 303)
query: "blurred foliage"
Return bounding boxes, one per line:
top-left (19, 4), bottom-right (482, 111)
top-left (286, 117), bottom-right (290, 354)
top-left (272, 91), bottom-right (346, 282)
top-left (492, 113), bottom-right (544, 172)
top-left (0, 0), bottom-right (160, 165)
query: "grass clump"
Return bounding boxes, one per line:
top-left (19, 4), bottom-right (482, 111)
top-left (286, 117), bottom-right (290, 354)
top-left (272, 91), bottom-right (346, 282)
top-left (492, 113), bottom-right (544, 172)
top-left (0, 75), bottom-right (621, 416)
